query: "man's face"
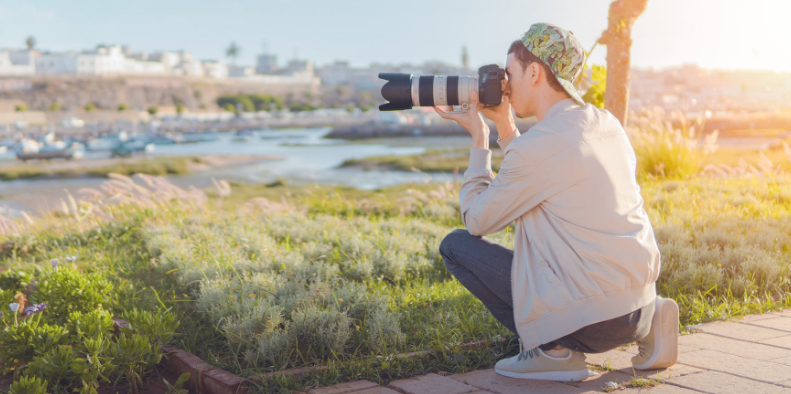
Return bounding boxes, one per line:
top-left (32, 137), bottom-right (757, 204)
top-left (504, 53), bottom-right (534, 118)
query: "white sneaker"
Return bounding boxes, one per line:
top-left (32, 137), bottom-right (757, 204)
top-left (494, 347), bottom-right (592, 382)
top-left (632, 297), bottom-right (679, 370)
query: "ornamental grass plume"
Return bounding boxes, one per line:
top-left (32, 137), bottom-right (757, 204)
top-left (627, 107), bottom-right (718, 180)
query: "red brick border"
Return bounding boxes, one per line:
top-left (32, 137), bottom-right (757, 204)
top-left (116, 316), bottom-right (509, 394)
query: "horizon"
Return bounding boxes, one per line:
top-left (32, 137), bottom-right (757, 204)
top-left (0, 0), bottom-right (789, 73)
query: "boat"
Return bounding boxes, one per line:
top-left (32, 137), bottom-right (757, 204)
top-left (16, 142), bottom-right (84, 161)
top-left (232, 130), bottom-right (255, 142)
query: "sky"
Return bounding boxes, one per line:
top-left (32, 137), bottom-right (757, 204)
top-left (0, 0), bottom-right (789, 72)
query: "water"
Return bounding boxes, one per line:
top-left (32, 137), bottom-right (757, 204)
top-left (0, 128), bottom-right (463, 214)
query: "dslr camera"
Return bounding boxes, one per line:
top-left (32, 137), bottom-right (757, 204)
top-left (378, 64), bottom-right (506, 111)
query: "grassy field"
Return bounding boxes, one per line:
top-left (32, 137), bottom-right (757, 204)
top-left (1, 171), bottom-right (790, 392)
top-left (0, 156), bottom-right (204, 181)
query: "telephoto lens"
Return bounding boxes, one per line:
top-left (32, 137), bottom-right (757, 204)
top-left (379, 64), bottom-right (504, 112)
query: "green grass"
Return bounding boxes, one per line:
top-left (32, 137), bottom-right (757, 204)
top-left (340, 148), bottom-right (504, 173)
top-left (0, 156), bottom-right (204, 181)
top-left (2, 173), bottom-right (791, 392)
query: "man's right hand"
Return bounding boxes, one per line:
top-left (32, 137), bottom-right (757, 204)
top-left (480, 95), bottom-right (516, 141)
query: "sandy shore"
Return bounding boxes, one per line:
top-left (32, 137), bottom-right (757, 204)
top-left (0, 153), bottom-right (283, 174)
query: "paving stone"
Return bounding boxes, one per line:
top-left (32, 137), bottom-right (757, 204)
top-left (732, 313), bottom-right (782, 323)
top-left (308, 380), bottom-right (380, 394)
top-left (448, 369), bottom-right (588, 394)
top-left (744, 316), bottom-right (791, 333)
top-left (572, 370), bottom-right (635, 392)
top-left (678, 332), bottom-right (791, 360)
top-left (676, 349), bottom-right (791, 384)
top-left (632, 384), bottom-right (701, 393)
top-left (774, 310), bottom-right (791, 317)
top-left (691, 321), bottom-right (787, 341)
top-left (760, 335), bottom-right (791, 349)
top-left (355, 388), bottom-right (401, 394)
top-left (387, 373), bottom-right (479, 394)
top-left (585, 348), bottom-right (703, 381)
top-left (772, 356), bottom-right (791, 366)
top-left (666, 371), bottom-right (791, 394)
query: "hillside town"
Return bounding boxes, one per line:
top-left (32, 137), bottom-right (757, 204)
top-left (2, 43), bottom-right (790, 115)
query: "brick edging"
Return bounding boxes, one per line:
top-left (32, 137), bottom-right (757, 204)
top-left (117, 315), bottom-right (509, 394)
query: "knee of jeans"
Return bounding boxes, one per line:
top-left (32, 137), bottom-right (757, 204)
top-left (439, 229), bottom-right (470, 266)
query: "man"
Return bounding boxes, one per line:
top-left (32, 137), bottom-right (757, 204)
top-left (434, 23), bottom-right (678, 382)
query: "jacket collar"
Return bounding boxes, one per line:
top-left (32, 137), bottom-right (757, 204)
top-left (544, 98), bottom-right (580, 120)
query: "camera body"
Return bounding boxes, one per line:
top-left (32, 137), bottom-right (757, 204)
top-left (379, 64), bottom-right (505, 111)
top-left (477, 64), bottom-right (506, 107)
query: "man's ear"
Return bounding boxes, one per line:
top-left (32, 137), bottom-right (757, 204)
top-left (529, 62), bottom-right (541, 86)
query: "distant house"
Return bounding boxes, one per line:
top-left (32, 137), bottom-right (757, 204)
top-left (202, 60), bottom-right (228, 79)
top-left (0, 50), bottom-right (36, 76)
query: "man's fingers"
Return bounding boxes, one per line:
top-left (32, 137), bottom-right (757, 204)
top-left (433, 106), bottom-right (453, 120)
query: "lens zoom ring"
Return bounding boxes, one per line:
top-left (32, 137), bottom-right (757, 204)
top-left (419, 76), bottom-right (435, 107)
top-left (447, 76), bottom-right (459, 106)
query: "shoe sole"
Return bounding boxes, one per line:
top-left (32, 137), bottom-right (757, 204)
top-left (634, 298), bottom-right (679, 370)
top-left (494, 366), bottom-right (592, 382)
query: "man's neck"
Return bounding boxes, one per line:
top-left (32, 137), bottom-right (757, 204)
top-left (534, 93), bottom-right (572, 122)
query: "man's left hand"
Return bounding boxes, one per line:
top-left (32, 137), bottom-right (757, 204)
top-left (433, 91), bottom-right (490, 149)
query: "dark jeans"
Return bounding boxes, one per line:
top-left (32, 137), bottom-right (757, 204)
top-left (439, 228), bottom-right (654, 354)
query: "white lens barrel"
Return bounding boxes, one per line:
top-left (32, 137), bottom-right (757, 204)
top-left (410, 75), bottom-right (478, 107)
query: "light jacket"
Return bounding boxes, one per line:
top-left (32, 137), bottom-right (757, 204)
top-left (460, 98), bottom-right (661, 354)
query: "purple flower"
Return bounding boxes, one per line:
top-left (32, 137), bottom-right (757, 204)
top-left (23, 303), bottom-right (47, 316)
top-left (0, 311), bottom-right (4, 319)
top-left (51, 259), bottom-right (60, 268)
top-left (9, 303), bottom-right (19, 313)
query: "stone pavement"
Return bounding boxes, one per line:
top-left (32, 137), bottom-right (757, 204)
top-left (304, 310), bottom-right (791, 394)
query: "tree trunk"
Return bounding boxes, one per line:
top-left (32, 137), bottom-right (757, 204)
top-left (599, 0), bottom-right (649, 127)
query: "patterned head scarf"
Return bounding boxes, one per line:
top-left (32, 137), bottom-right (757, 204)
top-left (520, 23), bottom-right (586, 105)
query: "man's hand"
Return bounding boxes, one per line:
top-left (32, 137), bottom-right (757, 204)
top-left (480, 94), bottom-right (516, 141)
top-left (433, 91), bottom-right (490, 149)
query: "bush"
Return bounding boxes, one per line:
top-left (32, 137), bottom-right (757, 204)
top-left (25, 345), bottom-right (80, 392)
top-left (627, 108), bottom-right (718, 180)
top-left (121, 308), bottom-right (179, 346)
top-left (32, 267), bottom-right (113, 324)
top-left (0, 318), bottom-right (70, 368)
top-left (288, 306), bottom-right (353, 359)
top-left (15, 103), bottom-right (27, 112)
top-left (106, 333), bottom-right (163, 391)
top-left (8, 376), bottom-right (48, 394)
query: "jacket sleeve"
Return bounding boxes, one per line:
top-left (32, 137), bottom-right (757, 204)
top-left (459, 145), bottom-right (551, 236)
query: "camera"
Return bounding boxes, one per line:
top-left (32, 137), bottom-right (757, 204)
top-left (378, 64), bottom-right (506, 111)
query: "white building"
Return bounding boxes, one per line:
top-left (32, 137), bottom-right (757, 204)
top-left (35, 52), bottom-right (78, 74)
top-left (0, 50), bottom-right (36, 76)
top-left (202, 60), bottom-right (228, 79)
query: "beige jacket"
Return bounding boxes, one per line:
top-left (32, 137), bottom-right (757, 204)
top-left (460, 99), bottom-right (660, 352)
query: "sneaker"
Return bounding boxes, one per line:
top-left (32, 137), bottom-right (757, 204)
top-left (632, 297), bottom-right (679, 370)
top-left (494, 347), bottom-right (592, 382)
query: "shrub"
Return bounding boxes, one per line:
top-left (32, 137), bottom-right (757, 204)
top-left (32, 267), bottom-right (113, 324)
top-left (8, 376), bottom-right (48, 394)
top-left (106, 333), bottom-right (163, 391)
top-left (0, 318), bottom-right (70, 368)
top-left (121, 308), bottom-right (179, 346)
top-left (67, 309), bottom-right (114, 341)
top-left (25, 345), bottom-right (80, 393)
top-left (288, 305), bottom-right (353, 359)
top-left (627, 108), bottom-right (718, 180)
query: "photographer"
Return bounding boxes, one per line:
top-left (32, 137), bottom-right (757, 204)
top-left (434, 23), bottom-right (678, 381)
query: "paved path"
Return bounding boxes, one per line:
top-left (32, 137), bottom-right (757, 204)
top-left (304, 310), bottom-right (791, 393)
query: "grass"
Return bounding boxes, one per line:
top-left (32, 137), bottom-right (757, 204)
top-left (1, 171), bottom-right (790, 392)
top-left (0, 156), bottom-right (204, 181)
top-left (340, 148), bottom-right (504, 173)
